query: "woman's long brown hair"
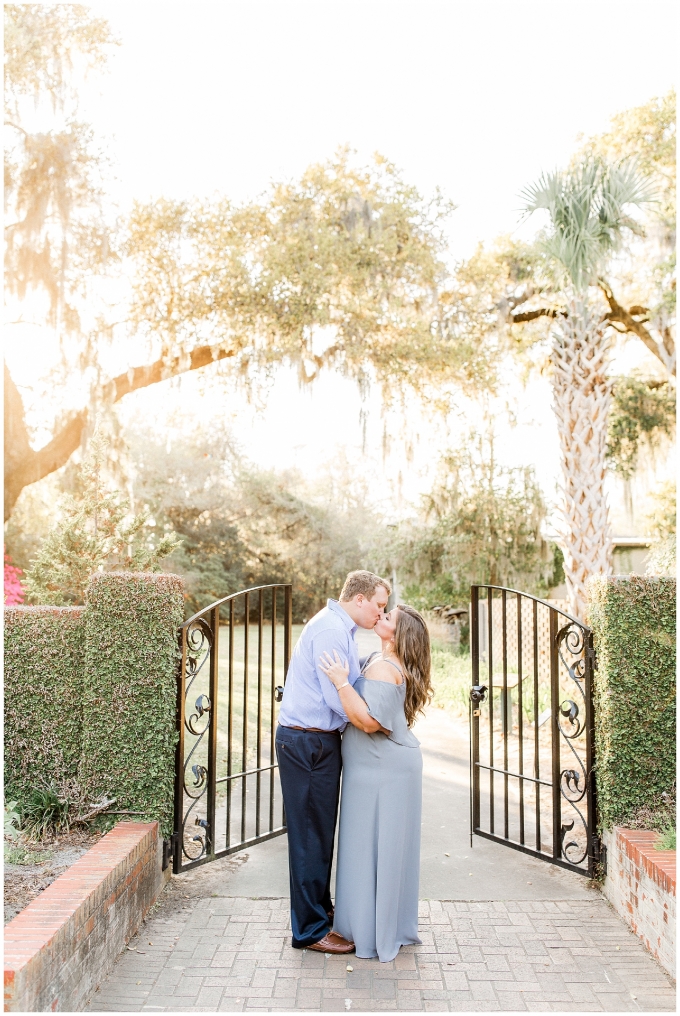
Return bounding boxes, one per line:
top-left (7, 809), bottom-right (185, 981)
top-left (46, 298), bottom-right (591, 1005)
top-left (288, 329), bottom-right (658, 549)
top-left (392, 604), bottom-right (433, 726)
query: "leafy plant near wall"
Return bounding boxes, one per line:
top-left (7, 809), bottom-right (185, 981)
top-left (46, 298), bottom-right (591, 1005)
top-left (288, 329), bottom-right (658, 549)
top-left (589, 576), bottom-right (676, 830)
top-left (4, 606), bottom-right (86, 808)
top-left (79, 572), bottom-right (184, 838)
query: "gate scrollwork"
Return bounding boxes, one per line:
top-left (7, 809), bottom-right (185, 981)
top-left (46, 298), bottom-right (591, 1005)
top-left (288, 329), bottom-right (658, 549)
top-left (555, 621), bottom-right (591, 866)
top-left (179, 618), bottom-right (215, 861)
top-left (173, 585), bottom-right (292, 874)
top-left (469, 585), bottom-right (598, 878)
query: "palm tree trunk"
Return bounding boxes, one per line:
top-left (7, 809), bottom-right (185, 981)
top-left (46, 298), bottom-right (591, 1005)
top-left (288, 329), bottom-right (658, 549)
top-left (551, 298), bottom-right (613, 620)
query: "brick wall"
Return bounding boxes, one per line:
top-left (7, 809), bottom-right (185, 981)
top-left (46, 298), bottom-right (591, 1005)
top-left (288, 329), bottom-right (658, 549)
top-left (602, 826), bottom-right (676, 978)
top-left (4, 821), bottom-right (170, 1012)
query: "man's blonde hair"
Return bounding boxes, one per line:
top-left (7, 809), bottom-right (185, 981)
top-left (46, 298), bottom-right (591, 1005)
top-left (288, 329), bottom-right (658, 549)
top-left (339, 570), bottom-right (391, 602)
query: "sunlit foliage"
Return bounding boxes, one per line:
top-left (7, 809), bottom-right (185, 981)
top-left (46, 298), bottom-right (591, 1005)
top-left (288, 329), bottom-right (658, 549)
top-left (24, 435), bottom-right (181, 605)
top-left (607, 376), bottom-right (676, 478)
top-left (126, 150), bottom-right (494, 398)
top-left (394, 437), bottom-right (560, 610)
top-left (645, 481), bottom-right (676, 576)
top-left (4, 5), bottom-right (118, 330)
top-left (127, 423), bottom-right (386, 621)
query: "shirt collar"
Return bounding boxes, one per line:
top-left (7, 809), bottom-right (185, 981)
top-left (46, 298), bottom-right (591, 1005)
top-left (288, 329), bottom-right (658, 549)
top-left (327, 598), bottom-right (358, 634)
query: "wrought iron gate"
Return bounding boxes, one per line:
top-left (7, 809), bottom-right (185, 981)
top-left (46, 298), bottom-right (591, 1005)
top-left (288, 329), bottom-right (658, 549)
top-left (469, 585), bottom-right (601, 877)
top-left (172, 584), bottom-right (292, 873)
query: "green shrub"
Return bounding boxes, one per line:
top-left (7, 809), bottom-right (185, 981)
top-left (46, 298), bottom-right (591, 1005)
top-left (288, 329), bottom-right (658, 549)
top-left (4, 799), bottom-right (21, 841)
top-left (589, 576), bottom-right (676, 830)
top-left (79, 572), bottom-right (184, 837)
top-left (656, 826), bottom-right (676, 850)
top-left (4, 606), bottom-right (85, 804)
top-left (19, 787), bottom-right (71, 839)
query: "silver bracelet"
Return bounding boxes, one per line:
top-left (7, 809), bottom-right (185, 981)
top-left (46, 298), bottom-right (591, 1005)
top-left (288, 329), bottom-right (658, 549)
top-left (336, 681), bottom-right (349, 690)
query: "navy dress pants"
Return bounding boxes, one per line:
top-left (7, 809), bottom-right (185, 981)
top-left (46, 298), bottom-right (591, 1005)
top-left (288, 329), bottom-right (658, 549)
top-left (275, 726), bottom-right (342, 948)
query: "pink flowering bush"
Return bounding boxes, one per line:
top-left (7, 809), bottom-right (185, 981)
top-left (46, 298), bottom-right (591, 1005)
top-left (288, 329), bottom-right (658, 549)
top-left (4, 548), bottom-right (25, 605)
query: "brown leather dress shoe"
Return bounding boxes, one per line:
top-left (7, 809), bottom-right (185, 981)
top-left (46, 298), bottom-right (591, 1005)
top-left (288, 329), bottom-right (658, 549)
top-left (307, 931), bottom-right (355, 954)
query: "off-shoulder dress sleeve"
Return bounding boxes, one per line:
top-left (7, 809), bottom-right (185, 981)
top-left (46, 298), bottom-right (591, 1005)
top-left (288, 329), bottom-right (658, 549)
top-left (361, 681), bottom-right (420, 747)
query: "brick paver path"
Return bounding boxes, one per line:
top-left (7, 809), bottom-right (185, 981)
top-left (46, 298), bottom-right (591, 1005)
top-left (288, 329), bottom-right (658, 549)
top-left (86, 894), bottom-right (675, 1012)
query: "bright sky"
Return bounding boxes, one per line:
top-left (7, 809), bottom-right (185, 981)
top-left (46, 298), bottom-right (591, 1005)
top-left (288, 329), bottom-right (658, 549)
top-left (88, 0), bottom-right (676, 261)
top-left (8, 0), bottom-right (677, 527)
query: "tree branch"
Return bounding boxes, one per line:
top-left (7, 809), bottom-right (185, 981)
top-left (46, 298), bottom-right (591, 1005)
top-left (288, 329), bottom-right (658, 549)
top-left (4, 120), bottom-right (28, 136)
top-left (511, 307), bottom-right (563, 324)
top-left (102, 343), bottom-right (236, 402)
top-left (599, 280), bottom-right (676, 376)
top-left (4, 342), bottom-right (237, 520)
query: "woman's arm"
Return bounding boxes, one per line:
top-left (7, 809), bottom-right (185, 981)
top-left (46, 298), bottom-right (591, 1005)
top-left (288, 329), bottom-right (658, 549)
top-left (319, 651), bottom-right (388, 734)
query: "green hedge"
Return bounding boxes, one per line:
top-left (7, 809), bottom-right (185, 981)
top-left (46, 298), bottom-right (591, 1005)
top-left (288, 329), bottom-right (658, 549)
top-left (589, 576), bottom-right (676, 829)
top-left (4, 607), bottom-right (85, 802)
top-left (79, 573), bottom-right (184, 837)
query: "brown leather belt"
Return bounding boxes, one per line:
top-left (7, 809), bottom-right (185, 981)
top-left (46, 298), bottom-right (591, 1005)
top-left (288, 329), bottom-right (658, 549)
top-left (281, 725), bottom-right (341, 735)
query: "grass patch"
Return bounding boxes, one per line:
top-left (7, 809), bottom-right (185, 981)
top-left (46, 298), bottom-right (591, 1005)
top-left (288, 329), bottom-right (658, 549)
top-left (4, 843), bottom-right (53, 865)
top-left (656, 826), bottom-right (676, 851)
top-left (429, 635), bottom-right (472, 716)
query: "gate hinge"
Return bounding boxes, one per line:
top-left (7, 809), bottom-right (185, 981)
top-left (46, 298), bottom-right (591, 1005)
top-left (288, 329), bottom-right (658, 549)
top-left (163, 832), bottom-right (180, 871)
top-left (591, 838), bottom-right (607, 877)
top-left (586, 645), bottom-right (598, 670)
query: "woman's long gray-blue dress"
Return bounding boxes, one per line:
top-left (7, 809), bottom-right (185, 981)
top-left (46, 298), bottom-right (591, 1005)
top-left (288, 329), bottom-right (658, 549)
top-left (333, 653), bottom-right (423, 962)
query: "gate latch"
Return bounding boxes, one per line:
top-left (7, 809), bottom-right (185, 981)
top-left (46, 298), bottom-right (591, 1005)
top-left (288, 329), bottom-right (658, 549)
top-left (274, 686), bottom-right (285, 702)
top-left (470, 685), bottom-right (488, 717)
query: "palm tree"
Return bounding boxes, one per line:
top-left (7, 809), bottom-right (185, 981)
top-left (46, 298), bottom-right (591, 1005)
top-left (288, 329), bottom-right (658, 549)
top-left (522, 160), bottom-right (654, 619)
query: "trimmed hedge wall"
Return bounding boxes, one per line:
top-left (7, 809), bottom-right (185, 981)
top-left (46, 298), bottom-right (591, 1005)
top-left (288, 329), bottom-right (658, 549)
top-left (4, 606), bottom-right (85, 802)
top-left (80, 573), bottom-right (184, 837)
top-left (4, 573), bottom-right (183, 838)
top-left (589, 576), bottom-right (676, 829)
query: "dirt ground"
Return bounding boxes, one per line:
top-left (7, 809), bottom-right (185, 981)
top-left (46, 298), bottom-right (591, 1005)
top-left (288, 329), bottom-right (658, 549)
top-left (4, 827), bottom-right (102, 924)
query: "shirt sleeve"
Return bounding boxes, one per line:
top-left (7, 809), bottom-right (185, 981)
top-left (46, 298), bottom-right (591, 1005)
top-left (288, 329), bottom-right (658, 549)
top-left (311, 626), bottom-right (351, 721)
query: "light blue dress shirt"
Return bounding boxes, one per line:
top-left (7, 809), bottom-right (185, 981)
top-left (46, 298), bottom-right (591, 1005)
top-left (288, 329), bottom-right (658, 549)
top-left (278, 599), bottom-right (361, 732)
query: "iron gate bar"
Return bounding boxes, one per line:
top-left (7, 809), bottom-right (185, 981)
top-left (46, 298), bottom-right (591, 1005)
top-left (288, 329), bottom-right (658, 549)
top-left (216, 763), bottom-right (279, 782)
top-left (469, 584), bottom-right (599, 878)
top-left (488, 591), bottom-right (494, 834)
top-left (550, 607), bottom-right (561, 861)
top-left (470, 830), bottom-right (595, 875)
top-left (475, 762), bottom-right (551, 787)
top-left (208, 606), bottom-right (218, 856)
top-left (470, 588), bottom-right (480, 834)
top-left (226, 599), bottom-right (234, 851)
top-left (174, 583), bottom-right (292, 874)
top-left (269, 591), bottom-right (276, 832)
top-left (256, 589), bottom-right (264, 837)
top-left (585, 640), bottom-right (597, 876)
top-left (517, 594), bottom-right (524, 846)
top-left (498, 593), bottom-right (504, 837)
top-left (533, 598), bottom-right (540, 852)
top-left (242, 591), bottom-right (249, 845)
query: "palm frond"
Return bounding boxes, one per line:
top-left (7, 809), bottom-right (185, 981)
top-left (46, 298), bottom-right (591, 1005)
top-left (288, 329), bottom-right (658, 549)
top-left (521, 158), bottom-right (656, 291)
